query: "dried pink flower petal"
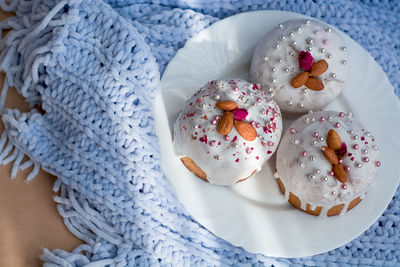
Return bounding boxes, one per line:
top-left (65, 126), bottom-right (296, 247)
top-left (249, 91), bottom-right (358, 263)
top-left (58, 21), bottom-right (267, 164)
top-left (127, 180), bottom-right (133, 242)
top-left (338, 142), bottom-right (347, 157)
top-left (298, 51), bottom-right (314, 71)
top-left (232, 108), bottom-right (248, 121)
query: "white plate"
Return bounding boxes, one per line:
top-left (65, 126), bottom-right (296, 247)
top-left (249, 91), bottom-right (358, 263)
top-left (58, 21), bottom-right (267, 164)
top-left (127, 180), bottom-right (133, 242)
top-left (153, 10), bottom-right (400, 258)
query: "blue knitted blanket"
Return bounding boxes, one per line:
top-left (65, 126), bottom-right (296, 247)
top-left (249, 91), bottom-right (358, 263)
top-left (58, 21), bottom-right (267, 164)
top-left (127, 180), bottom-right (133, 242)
top-left (0, 0), bottom-right (399, 266)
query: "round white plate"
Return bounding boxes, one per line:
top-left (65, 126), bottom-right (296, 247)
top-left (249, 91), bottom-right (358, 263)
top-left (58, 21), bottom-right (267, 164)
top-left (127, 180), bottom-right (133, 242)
top-left (153, 10), bottom-right (400, 258)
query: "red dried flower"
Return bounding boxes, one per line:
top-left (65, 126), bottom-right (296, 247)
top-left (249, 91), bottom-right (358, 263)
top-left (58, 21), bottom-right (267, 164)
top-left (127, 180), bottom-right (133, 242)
top-left (298, 51), bottom-right (314, 71)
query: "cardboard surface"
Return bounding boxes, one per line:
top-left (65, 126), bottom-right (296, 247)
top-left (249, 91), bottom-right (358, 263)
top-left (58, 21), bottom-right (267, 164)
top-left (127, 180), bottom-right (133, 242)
top-left (0, 10), bottom-right (82, 267)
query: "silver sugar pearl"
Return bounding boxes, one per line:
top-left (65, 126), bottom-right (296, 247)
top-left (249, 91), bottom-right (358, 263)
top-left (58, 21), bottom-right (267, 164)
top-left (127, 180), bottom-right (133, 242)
top-left (366, 132), bottom-right (371, 137)
top-left (261, 109), bottom-right (266, 114)
top-left (272, 67), bottom-right (276, 72)
top-left (305, 20), bottom-right (311, 24)
top-left (253, 102), bottom-right (257, 106)
top-left (274, 44), bottom-right (280, 49)
top-left (328, 116), bottom-right (333, 121)
top-left (249, 92), bottom-right (254, 96)
top-left (331, 191), bottom-right (336, 196)
top-left (306, 38), bottom-right (314, 44)
top-left (289, 51), bottom-right (295, 56)
top-left (216, 156), bottom-right (222, 160)
top-left (304, 117), bottom-right (310, 123)
top-left (201, 104), bottom-right (206, 108)
top-left (322, 176), bottom-right (328, 182)
top-left (312, 140), bottom-right (318, 145)
top-left (298, 162), bottom-right (305, 168)
top-left (303, 88), bottom-right (309, 93)
top-left (278, 58), bottom-right (284, 63)
top-left (342, 60), bottom-right (347, 65)
top-left (311, 117), bottom-right (316, 122)
top-left (284, 68), bottom-right (290, 73)
top-left (331, 73), bottom-right (337, 78)
top-left (298, 103), bottom-right (304, 108)
top-left (314, 30), bottom-right (320, 35)
top-left (309, 174), bottom-right (315, 180)
top-left (353, 135), bottom-right (359, 140)
top-left (267, 87), bottom-right (273, 93)
top-left (349, 130), bottom-right (355, 134)
top-left (280, 35), bottom-right (286, 40)
top-left (326, 27), bottom-right (332, 33)
top-left (318, 136), bottom-right (325, 142)
top-left (347, 112), bottom-right (353, 118)
top-left (272, 78), bottom-right (277, 83)
top-left (341, 46), bottom-right (347, 52)
top-left (310, 156), bottom-right (316, 161)
top-left (292, 139), bottom-right (300, 145)
top-left (373, 145), bottom-right (378, 151)
top-left (234, 144), bottom-right (239, 148)
top-left (297, 26), bottom-right (302, 32)
top-left (214, 95), bottom-right (220, 100)
top-left (279, 23), bottom-right (284, 29)
top-left (264, 56), bottom-right (269, 61)
top-left (362, 149), bottom-right (368, 154)
top-left (356, 162), bottom-right (362, 168)
top-left (307, 46), bottom-right (313, 51)
top-left (327, 53), bottom-right (333, 59)
top-left (315, 169), bottom-right (321, 174)
top-left (258, 135), bottom-right (263, 139)
top-left (292, 41), bottom-right (297, 46)
top-left (320, 48), bottom-right (326, 53)
top-left (287, 100), bottom-right (293, 106)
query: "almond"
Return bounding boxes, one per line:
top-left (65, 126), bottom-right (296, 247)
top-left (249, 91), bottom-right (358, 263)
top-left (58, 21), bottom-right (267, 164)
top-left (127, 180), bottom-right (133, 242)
top-left (332, 163), bottom-right (348, 183)
top-left (321, 146), bottom-right (338, 165)
top-left (310, 59), bottom-right (328, 76)
top-left (305, 77), bottom-right (324, 91)
top-left (234, 121), bottom-right (257, 141)
top-left (327, 129), bottom-right (342, 151)
top-left (291, 72), bottom-right (309, 88)
top-left (217, 111), bottom-right (234, 135)
top-left (216, 100), bottom-right (238, 111)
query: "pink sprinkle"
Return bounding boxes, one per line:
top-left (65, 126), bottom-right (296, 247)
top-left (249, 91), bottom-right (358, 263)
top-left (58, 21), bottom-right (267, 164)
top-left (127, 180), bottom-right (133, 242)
top-left (335, 122), bottom-right (341, 128)
top-left (339, 112), bottom-right (345, 117)
top-left (246, 148), bottom-right (252, 154)
top-left (267, 151), bottom-right (272, 154)
top-left (214, 115), bottom-right (220, 120)
top-left (235, 158), bottom-right (239, 163)
top-left (209, 140), bottom-right (216, 146)
top-left (353, 144), bottom-right (359, 149)
top-left (339, 159), bottom-right (343, 164)
top-left (319, 117), bottom-right (326, 122)
top-left (348, 153), bottom-right (353, 156)
top-left (298, 51), bottom-right (314, 71)
top-left (350, 157), bottom-right (355, 161)
top-left (255, 123), bottom-right (261, 128)
top-left (233, 87), bottom-right (239, 92)
top-left (251, 121), bottom-right (256, 127)
top-left (211, 120), bottom-right (217, 125)
top-left (363, 157), bottom-right (369, 162)
top-left (329, 171), bottom-right (334, 176)
top-left (232, 108), bottom-right (248, 121)
top-left (365, 142), bottom-right (368, 144)
top-left (196, 98), bottom-right (202, 103)
top-left (256, 156), bottom-right (259, 160)
top-left (231, 136), bottom-right (238, 143)
top-left (256, 98), bottom-right (262, 103)
top-left (361, 137), bottom-right (365, 141)
top-left (375, 161), bottom-right (381, 167)
top-left (302, 151), bottom-right (308, 157)
top-left (199, 136), bottom-right (208, 144)
top-left (267, 141), bottom-right (274, 146)
top-left (218, 141), bottom-right (221, 145)
top-left (224, 135), bottom-right (230, 141)
top-left (289, 128), bottom-right (296, 134)
top-left (253, 83), bottom-right (261, 90)
top-left (312, 132), bottom-right (319, 137)
top-left (342, 184), bottom-right (347, 189)
top-left (345, 166), bottom-right (351, 172)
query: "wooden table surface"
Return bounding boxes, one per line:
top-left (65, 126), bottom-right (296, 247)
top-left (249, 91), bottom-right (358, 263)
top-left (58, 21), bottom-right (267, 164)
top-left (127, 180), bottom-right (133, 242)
top-left (0, 9), bottom-right (82, 267)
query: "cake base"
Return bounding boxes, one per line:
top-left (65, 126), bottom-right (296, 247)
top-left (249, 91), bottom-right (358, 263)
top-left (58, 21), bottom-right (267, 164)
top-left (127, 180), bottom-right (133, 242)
top-left (180, 157), bottom-right (257, 184)
top-left (276, 178), bottom-right (362, 217)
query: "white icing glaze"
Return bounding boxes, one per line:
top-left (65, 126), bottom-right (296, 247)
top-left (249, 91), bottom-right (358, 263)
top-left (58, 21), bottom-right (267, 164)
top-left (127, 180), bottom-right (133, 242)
top-left (250, 19), bottom-right (350, 115)
top-left (174, 79), bottom-right (282, 185)
top-left (276, 111), bottom-right (380, 217)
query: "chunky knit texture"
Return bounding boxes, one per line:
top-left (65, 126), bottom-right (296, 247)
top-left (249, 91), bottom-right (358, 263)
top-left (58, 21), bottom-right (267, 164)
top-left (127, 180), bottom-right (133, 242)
top-left (0, 0), bottom-right (399, 266)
